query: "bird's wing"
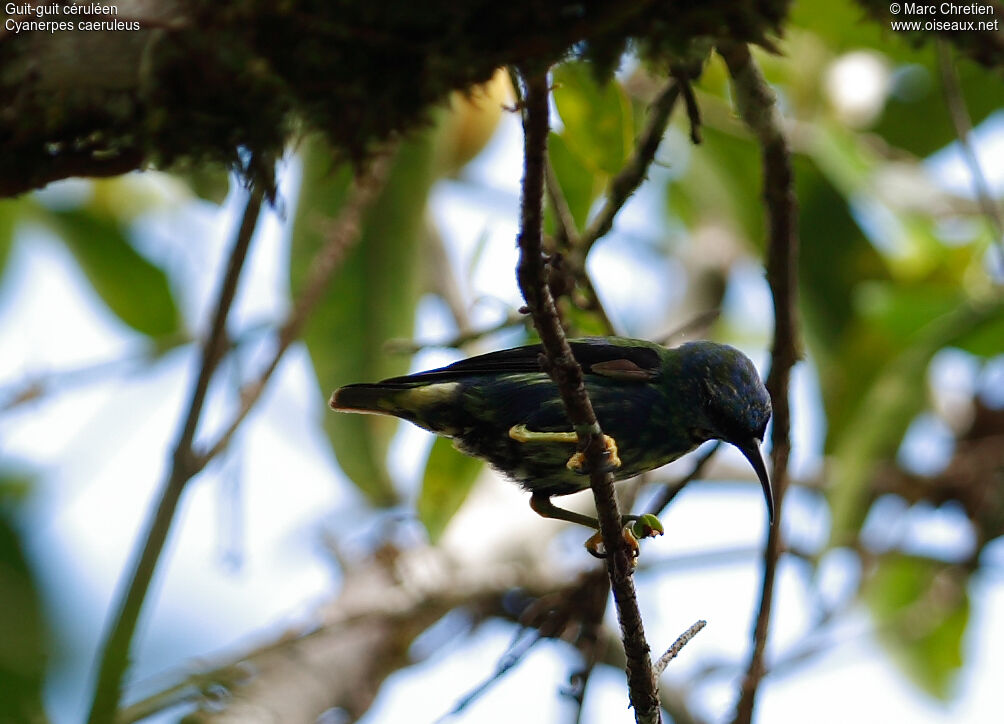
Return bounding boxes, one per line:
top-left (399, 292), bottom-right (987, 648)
top-left (381, 338), bottom-right (661, 383)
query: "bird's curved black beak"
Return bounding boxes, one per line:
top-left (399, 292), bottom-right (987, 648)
top-left (732, 438), bottom-right (774, 525)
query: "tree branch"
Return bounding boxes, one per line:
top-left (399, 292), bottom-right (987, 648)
top-left (121, 545), bottom-right (570, 723)
top-left (645, 441), bottom-right (721, 517)
top-left (197, 147), bottom-right (396, 464)
top-left (577, 79), bottom-right (682, 261)
top-left (653, 620), bottom-right (706, 676)
top-left (935, 40), bottom-right (1004, 276)
top-left (87, 149), bottom-right (394, 722)
top-left (1, 2), bottom-right (792, 198)
top-left (515, 66), bottom-right (660, 724)
top-left (86, 184), bottom-right (266, 724)
top-left (717, 42), bottom-right (800, 724)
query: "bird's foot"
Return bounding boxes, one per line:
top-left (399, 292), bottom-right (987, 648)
top-left (565, 434), bottom-right (621, 474)
top-left (584, 514), bottom-right (664, 561)
top-left (508, 425), bottom-right (621, 474)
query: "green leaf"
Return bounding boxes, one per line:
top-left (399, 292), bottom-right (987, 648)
top-left (417, 436), bottom-right (483, 542)
top-left (667, 125), bottom-right (764, 250)
top-left (795, 150), bottom-right (919, 448)
top-left (864, 554), bottom-right (969, 699)
top-left (790, 0), bottom-right (1002, 156)
top-left (828, 298), bottom-right (1003, 541)
top-left (0, 505), bottom-right (47, 722)
top-left (553, 62), bottom-right (633, 176)
top-left (292, 134), bottom-right (436, 506)
top-left (173, 163), bottom-right (232, 205)
top-left (547, 132), bottom-right (600, 231)
top-left (46, 208), bottom-right (180, 338)
top-left (0, 199), bottom-right (21, 275)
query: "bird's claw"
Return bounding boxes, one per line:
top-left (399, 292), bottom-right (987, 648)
top-left (583, 513), bottom-right (663, 562)
top-left (566, 434), bottom-right (621, 474)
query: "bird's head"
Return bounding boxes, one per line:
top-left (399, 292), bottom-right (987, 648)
top-left (678, 342), bottom-right (774, 523)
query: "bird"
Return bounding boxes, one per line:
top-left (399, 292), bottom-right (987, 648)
top-left (329, 336), bottom-right (773, 546)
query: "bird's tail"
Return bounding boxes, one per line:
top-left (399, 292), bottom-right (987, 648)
top-left (329, 381), bottom-right (462, 434)
top-left (329, 383), bottom-right (405, 416)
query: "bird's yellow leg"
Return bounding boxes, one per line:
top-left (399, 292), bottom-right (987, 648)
top-left (508, 424), bottom-right (578, 444)
top-left (529, 492), bottom-right (600, 529)
top-left (508, 425), bottom-right (622, 474)
top-left (530, 494), bottom-right (661, 560)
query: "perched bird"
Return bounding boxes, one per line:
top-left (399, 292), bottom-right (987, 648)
top-left (330, 337), bottom-right (773, 539)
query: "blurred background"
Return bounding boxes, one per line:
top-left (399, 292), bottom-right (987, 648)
top-left (1, 2), bottom-right (1002, 722)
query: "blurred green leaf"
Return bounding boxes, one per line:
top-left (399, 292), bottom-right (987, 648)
top-left (292, 135), bottom-right (435, 506)
top-left (856, 283), bottom-right (963, 341)
top-left (796, 148), bottom-right (924, 447)
top-left (46, 208), bottom-right (180, 338)
top-left (547, 132), bottom-right (600, 231)
top-left (828, 298), bottom-right (1003, 541)
top-left (952, 311), bottom-right (1004, 357)
top-left (565, 303), bottom-right (611, 337)
top-left (864, 554), bottom-right (968, 700)
top-left (0, 199), bottom-right (21, 274)
top-left (553, 63), bottom-right (633, 176)
top-left (417, 436), bottom-right (483, 543)
top-left (173, 164), bottom-right (231, 205)
top-left (790, 0), bottom-right (1003, 156)
top-left (667, 125), bottom-right (764, 249)
top-left (0, 507), bottom-right (47, 723)
top-left (874, 52), bottom-right (1003, 158)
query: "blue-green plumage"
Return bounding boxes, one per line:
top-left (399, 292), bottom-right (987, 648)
top-left (330, 337), bottom-right (774, 523)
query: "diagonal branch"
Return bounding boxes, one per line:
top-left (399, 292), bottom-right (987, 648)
top-left (86, 149), bottom-right (395, 724)
top-left (515, 66), bottom-right (660, 724)
top-left (653, 620), bottom-right (707, 676)
top-left (86, 184), bottom-right (266, 724)
top-left (197, 146), bottom-right (396, 464)
top-left (717, 42), bottom-right (800, 724)
top-left (645, 441), bottom-right (721, 518)
top-left (577, 78), bottom-right (682, 258)
top-left (935, 40), bottom-right (1004, 276)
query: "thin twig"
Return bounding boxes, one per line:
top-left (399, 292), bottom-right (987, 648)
top-left (674, 72), bottom-right (703, 145)
top-left (425, 218), bottom-right (475, 335)
top-left (435, 629), bottom-right (543, 723)
top-left (718, 42), bottom-right (800, 724)
top-left (653, 620), bottom-right (707, 676)
top-left (543, 154), bottom-right (618, 335)
top-left (578, 79), bottom-right (682, 258)
top-left (545, 156), bottom-right (583, 249)
top-left (936, 40), bottom-right (1004, 276)
top-left (197, 148), bottom-right (396, 464)
top-left (86, 185), bottom-right (266, 724)
top-left (574, 268), bottom-right (618, 335)
top-left (653, 309), bottom-right (721, 346)
top-left (382, 309), bottom-right (526, 354)
top-left (645, 441), bottom-right (721, 517)
top-left (516, 66), bottom-right (661, 724)
top-left (87, 149), bottom-right (394, 722)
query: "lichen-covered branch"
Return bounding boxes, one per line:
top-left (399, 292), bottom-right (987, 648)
top-left (0, 1), bottom-right (793, 198)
